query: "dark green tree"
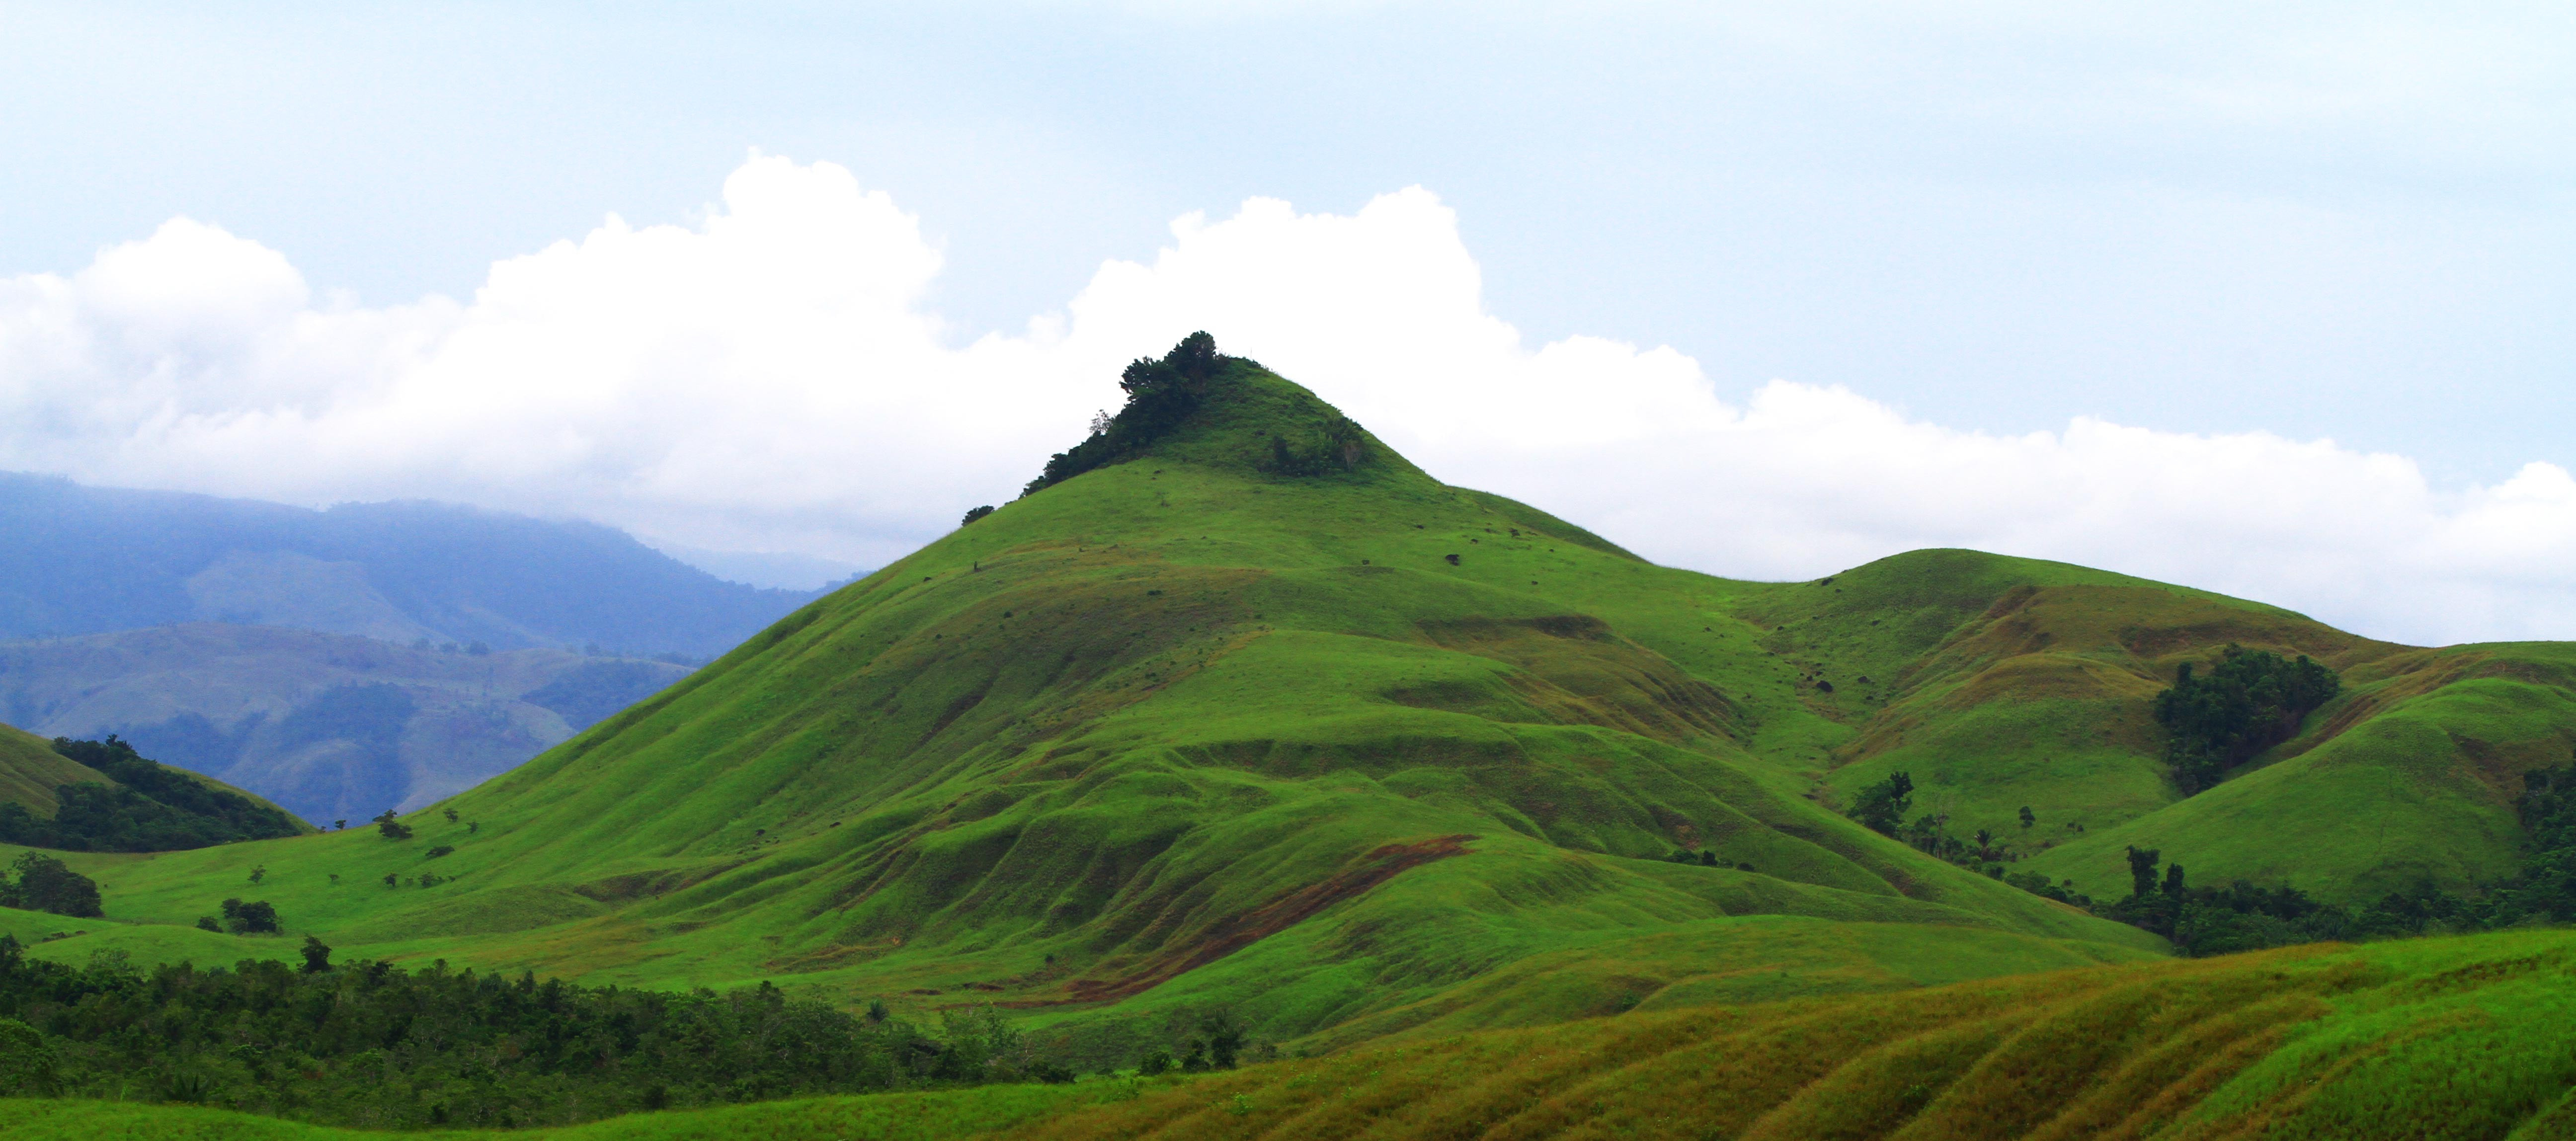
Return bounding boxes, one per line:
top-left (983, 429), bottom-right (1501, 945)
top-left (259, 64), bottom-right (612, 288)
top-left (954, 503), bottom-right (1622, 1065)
top-left (960, 505), bottom-right (996, 526)
top-left (220, 898), bottom-right (279, 934)
top-left (2126, 846), bottom-right (2162, 899)
top-left (373, 810), bottom-right (412, 840)
top-left (1199, 1010), bottom-right (1246, 1070)
top-left (1847, 771), bottom-right (1915, 836)
top-left (299, 935), bottom-right (332, 974)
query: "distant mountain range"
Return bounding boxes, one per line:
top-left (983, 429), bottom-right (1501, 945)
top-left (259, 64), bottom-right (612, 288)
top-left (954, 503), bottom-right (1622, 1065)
top-left (0, 471), bottom-right (842, 823)
top-left (0, 471), bottom-right (831, 657)
top-left (0, 624), bottom-right (691, 824)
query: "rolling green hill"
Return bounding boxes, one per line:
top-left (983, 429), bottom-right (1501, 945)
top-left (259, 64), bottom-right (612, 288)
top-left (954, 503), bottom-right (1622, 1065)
top-left (10, 343), bottom-right (2570, 1087)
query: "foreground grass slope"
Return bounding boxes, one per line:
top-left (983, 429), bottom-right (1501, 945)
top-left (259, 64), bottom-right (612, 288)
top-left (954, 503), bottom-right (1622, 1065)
top-left (1016, 927), bottom-right (2576, 1141)
top-left (15, 927), bottom-right (2575, 1141)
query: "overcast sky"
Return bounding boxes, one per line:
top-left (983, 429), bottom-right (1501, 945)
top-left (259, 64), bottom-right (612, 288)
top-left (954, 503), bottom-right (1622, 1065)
top-left (2, 2), bottom-right (2572, 644)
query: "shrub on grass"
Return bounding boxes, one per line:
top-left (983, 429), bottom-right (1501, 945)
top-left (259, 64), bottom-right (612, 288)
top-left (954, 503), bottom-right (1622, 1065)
top-left (0, 852), bottom-right (103, 918)
top-left (372, 810), bottom-right (412, 840)
top-left (1847, 771), bottom-right (1914, 837)
top-left (219, 898), bottom-right (279, 934)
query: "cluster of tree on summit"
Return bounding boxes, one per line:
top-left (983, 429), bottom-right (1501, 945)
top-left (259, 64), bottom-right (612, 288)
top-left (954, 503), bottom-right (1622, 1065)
top-left (956, 331), bottom-right (1368, 527)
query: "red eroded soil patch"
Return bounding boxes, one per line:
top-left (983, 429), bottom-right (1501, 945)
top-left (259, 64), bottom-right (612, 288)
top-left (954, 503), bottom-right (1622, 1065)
top-left (1038, 833), bottom-right (1477, 1006)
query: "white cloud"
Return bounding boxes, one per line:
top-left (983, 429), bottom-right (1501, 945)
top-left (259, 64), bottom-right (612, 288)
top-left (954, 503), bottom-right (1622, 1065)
top-left (1, 153), bottom-right (2570, 645)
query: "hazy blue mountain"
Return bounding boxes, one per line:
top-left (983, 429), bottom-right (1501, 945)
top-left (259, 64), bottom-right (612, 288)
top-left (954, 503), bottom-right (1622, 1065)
top-left (0, 472), bottom-right (825, 656)
top-left (0, 624), bottom-right (691, 824)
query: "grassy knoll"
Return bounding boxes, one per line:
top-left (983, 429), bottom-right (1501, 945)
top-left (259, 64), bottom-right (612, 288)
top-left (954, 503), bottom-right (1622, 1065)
top-left (13, 927), bottom-right (2576, 1140)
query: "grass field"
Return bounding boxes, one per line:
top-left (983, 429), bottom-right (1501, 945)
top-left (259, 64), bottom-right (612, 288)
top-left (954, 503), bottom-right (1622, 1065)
top-left (9, 927), bottom-right (2572, 1141)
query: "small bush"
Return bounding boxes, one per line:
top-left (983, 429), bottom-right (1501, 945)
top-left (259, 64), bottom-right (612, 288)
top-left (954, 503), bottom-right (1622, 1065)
top-left (219, 897), bottom-right (280, 934)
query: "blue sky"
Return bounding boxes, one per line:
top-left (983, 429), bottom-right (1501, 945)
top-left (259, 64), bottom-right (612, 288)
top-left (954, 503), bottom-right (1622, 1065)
top-left (3, 2), bottom-right (2573, 639)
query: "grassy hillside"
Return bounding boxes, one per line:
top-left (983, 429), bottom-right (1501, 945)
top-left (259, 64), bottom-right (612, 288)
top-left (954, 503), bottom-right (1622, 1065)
top-left (12, 928), bottom-right (2575, 1140)
top-left (27, 355), bottom-right (2161, 1063)
top-left (17, 346), bottom-right (2569, 1081)
top-left (2023, 641), bottom-right (2576, 902)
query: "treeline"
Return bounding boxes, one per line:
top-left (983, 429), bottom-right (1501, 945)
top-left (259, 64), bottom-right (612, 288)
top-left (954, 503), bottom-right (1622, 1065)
top-left (0, 938), bottom-right (1071, 1129)
top-left (0, 736), bottom-right (304, 852)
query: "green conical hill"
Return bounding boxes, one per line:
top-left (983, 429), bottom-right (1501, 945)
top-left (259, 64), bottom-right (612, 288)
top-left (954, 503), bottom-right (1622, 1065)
top-left (33, 350), bottom-right (2574, 1063)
